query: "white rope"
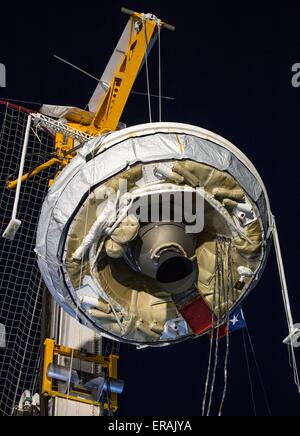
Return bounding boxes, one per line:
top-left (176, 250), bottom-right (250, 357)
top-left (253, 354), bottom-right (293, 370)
top-left (158, 22), bottom-right (162, 122)
top-left (273, 217), bottom-right (295, 329)
top-left (202, 238), bottom-right (234, 416)
top-left (53, 55), bottom-right (101, 82)
top-left (89, 243), bottom-right (125, 334)
top-left (201, 314), bottom-right (215, 416)
top-left (206, 330), bottom-right (220, 416)
top-left (202, 238), bottom-right (221, 416)
top-left (31, 126), bottom-right (42, 145)
top-left (87, 193), bottom-right (135, 334)
top-left (206, 239), bottom-right (226, 416)
top-left (52, 55), bottom-right (175, 101)
top-left (205, 312), bottom-right (220, 411)
top-left (218, 241), bottom-right (232, 416)
top-left (143, 23), bottom-right (152, 123)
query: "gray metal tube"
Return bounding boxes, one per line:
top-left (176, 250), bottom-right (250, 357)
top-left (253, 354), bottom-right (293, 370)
top-left (47, 364), bottom-right (79, 385)
top-left (48, 363), bottom-right (124, 395)
top-left (104, 378), bottom-right (124, 395)
top-left (120, 7), bottom-right (175, 31)
top-left (121, 7), bottom-right (135, 16)
top-left (162, 23), bottom-right (175, 32)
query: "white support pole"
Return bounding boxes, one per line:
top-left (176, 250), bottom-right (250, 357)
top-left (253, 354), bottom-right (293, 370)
top-left (272, 216), bottom-right (295, 331)
top-left (272, 215), bottom-right (300, 393)
top-left (2, 114), bottom-right (32, 241)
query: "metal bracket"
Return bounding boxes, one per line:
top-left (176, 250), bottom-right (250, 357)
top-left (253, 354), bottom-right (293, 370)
top-left (283, 327), bottom-right (300, 348)
top-left (42, 339), bottom-right (121, 412)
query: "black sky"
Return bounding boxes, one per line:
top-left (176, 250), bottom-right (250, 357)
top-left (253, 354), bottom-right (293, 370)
top-left (0, 2), bottom-right (300, 416)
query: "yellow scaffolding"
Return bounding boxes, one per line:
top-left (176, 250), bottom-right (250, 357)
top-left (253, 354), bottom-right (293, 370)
top-left (42, 339), bottom-right (120, 412)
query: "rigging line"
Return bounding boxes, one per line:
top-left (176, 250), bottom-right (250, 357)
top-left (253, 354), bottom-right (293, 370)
top-left (206, 238), bottom-right (222, 416)
top-left (291, 347), bottom-right (300, 394)
top-left (242, 328), bottom-right (257, 416)
top-left (132, 91), bottom-right (174, 101)
top-left (202, 238), bottom-right (220, 416)
top-left (218, 240), bottom-right (232, 417)
top-left (54, 55), bottom-right (100, 82)
top-left (31, 126), bottom-right (42, 144)
top-left (218, 327), bottom-right (230, 417)
top-left (245, 326), bottom-right (272, 416)
top-left (287, 342), bottom-right (293, 370)
top-left (202, 314), bottom-right (215, 416)
top-left (53, 55), bottom-right (175, 102)
top-left (143, 24), bottom-right (152, 123)
top-left (158, 22), bottom-right (162, 122)
top-left (272, 216), bottom-right (295, 334)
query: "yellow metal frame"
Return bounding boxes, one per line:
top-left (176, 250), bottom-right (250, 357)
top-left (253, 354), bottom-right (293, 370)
top-left (7, 9), bottom-right (165, 189)
top-left (86, 14), bottom-right (157, 135)
top-left (7, 158), bottom-right (62, 189)
top-left (42, 339), bottom-right (119, 412)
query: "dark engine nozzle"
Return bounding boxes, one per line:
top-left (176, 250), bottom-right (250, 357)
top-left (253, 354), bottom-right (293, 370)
top-left (156, 249), bottom-right (196, 294)
top-left (124, 222), bottom-right (197, 295)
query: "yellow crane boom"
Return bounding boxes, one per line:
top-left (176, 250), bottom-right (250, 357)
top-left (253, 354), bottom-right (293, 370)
top-left (7, 8), bottom-right (175, 188)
